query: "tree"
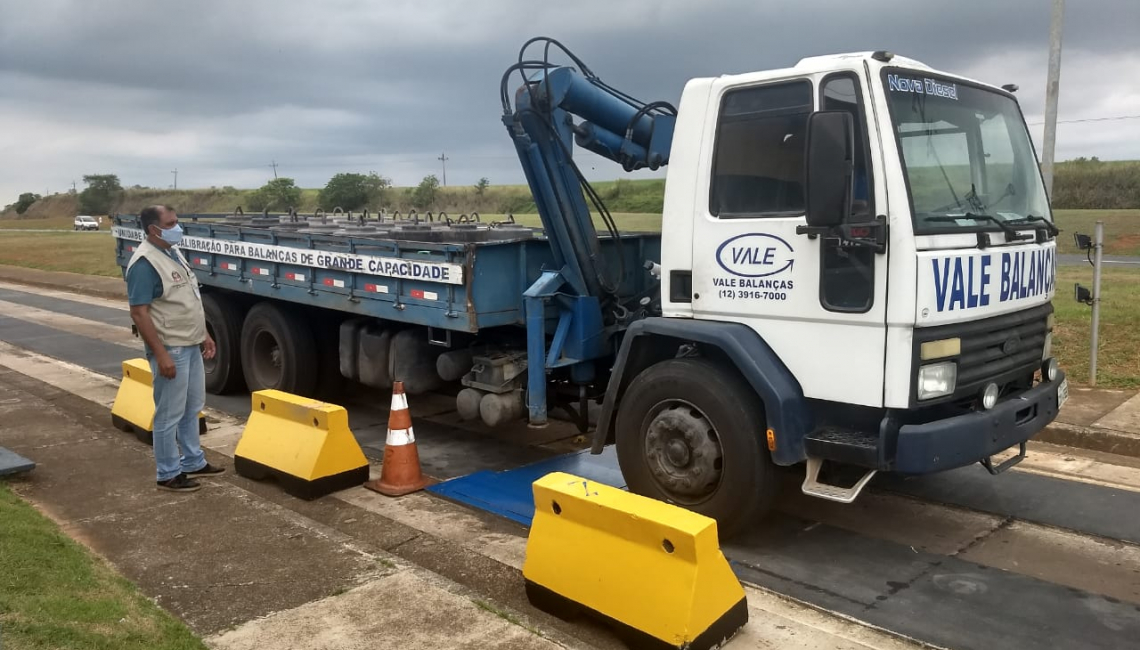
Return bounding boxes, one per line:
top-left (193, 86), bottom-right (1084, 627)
top-left (78, 174), bottom-right (123, 214)
top-left (412, 175), bottom-right (441, 208)
top-left (319, 173), bottom-right (370, 211)
top-left (474, 177), bottom-right (490, 197)
top-left (247, 177), bottom-right (302, 211)
top-left (14, 192), bottom-right (41, 215)
top-left (363, 172), bottom-right (392, 207)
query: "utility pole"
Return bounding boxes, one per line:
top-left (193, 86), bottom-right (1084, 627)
top-left (1090, 221), bottom-right (1104, 386)
top-left (270, 160), bottom-right (279, 179)
top-left (438, 152), bottom-right (449, 186)
top-left (71, 180), bottom-right (77, 193)
top-left (1041, 0), bottom-right (1065, 199)
top-left (171, 168), bottom-right (178, 190)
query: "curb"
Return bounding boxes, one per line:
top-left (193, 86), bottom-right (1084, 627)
top-left (1038, 422), bottom-right (1140, 459)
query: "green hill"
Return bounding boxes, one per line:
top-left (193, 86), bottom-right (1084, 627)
top-left (3, 159), bottom-right (1136, 223)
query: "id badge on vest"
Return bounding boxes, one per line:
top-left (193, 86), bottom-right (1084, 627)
top-left (174, 251), bottom-right (200, 299)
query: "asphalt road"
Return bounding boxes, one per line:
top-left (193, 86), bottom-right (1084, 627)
top-left (0, 282), bottom-right (1137, 650)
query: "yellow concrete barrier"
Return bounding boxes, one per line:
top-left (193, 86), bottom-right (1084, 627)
top-left (233, 389), bottom-right (370, 500)
top-left (522, 471), bottom-right (748, 650)
top-left (110, 358), bottom-right (206, 445)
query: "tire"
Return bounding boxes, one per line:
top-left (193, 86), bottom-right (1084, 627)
top-left (240, 302), bottom-right (318, 396)
top-left (615, 357), bottom-right (778, 539)
top-left (202, 292), bottom-right (247, 394)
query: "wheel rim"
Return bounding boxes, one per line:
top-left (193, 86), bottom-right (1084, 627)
top-left (642, 399), bottom-right (724, 504)
top-left (251, 329), bottom-right (283, 388)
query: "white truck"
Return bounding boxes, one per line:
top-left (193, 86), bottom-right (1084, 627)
top-left (113, 41), bottom-right (1067, 537)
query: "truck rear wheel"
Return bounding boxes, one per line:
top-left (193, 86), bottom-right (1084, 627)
top-left (240, 302), bottom-right (318, 397)
top-left (615, 357), bottom-right (777, 539)
top-left (202, 293), bottom-right (246, 394)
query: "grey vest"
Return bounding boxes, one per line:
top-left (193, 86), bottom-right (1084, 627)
top-left (127, 240), bottom-right (208, 348)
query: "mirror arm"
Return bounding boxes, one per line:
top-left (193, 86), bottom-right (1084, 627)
top-left (798, 215), bottom-right (888, 253)
top-left (795, 225), bottom-right (832, 239)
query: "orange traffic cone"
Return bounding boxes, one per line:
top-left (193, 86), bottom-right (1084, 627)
top-left (364, 381), bottom-right (431, 496)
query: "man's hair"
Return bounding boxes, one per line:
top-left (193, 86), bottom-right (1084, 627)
top-left (139, 205), bottom-right (164, 233)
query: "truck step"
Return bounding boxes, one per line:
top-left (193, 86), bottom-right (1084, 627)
top-left (800, 458), bottom-right (877, 504)
top-left (803, 427), bottom-right (880, 468)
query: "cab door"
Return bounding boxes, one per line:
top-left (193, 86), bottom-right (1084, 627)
top-left (689, 69), bottom-right (890, 407)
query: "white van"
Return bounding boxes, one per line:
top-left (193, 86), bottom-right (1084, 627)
top-left (74, 215), bottom-right (99, 231)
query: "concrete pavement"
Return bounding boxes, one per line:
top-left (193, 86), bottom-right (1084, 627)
top-left (2, 268), bottom-right (1140, 648)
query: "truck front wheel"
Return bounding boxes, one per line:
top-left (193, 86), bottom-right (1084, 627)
top-left (615, 357), bottom-right (777, 539)
top-left (240, 302), bottom-right (318, 397)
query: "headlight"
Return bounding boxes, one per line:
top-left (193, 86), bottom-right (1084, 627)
top-left (918, 362), bottom-right (957, 400)
top-left (981, 383), bottom-right (999, 410)
top-left (1043, 358), bottom-right (1059, 382)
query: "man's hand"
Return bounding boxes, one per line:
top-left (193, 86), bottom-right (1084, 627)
top-left (157, 351), bottom-right (177, 379)
top-left (202, 335), bottom-right (216, 360)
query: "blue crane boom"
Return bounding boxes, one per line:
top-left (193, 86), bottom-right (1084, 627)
top-left (499, 37), bottom-right (676, 426)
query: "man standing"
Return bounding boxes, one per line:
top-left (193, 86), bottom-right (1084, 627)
top-left (126, 205), bottom-right (225, 492)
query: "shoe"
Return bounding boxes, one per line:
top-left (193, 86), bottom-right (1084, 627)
top-left (157, 474), bottom-right (201, 492)
top-left (185, 463), bottom-right (226, 477)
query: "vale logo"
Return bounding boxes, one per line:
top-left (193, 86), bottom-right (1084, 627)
top-left (715, 233), bottom-right (795, 278)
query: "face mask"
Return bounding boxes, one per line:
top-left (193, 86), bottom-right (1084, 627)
top-left (155, 223), bottom-right (183, 246)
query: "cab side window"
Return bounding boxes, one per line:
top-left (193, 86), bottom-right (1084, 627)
top-left (709, 80), bottom-right (813, 218)
top-left (819, 73), bottom-right (876, 313)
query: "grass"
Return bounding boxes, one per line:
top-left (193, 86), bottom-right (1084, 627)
top-left (1053, 209), bottom-right (1140, 256)
top-left (1052, 266), bottom-right (1140, 388)
top-left (0, 216), bottom-right (99, 231)
top-left (0, 231), bottom-right (121, 277)
top-left (0, 483), bottom-right (206, 650)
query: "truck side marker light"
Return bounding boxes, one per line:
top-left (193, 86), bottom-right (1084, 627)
top-left (111, 358), bottom-right (206, 446)
top-left (523, 471), bottom-right (748, 650)
top-left (234, 389), bottom-right (370, 500)
top-left (766, 428), bottom-right (777, 451)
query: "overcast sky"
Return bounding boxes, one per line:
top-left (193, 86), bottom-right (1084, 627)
top-left (1, 0), bottom-right (1137, 205)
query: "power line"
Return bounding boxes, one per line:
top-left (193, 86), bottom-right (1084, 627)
top-left (1027, 114), bottom-right (1140, 126)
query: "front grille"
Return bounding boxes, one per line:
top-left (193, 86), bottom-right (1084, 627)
top-left (914, 303), bottom-right (1052, 404)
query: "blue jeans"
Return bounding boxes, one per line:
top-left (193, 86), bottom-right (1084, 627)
top-left (148, 345), bottom-right (207, 482)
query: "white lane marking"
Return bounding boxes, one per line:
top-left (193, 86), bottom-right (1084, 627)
top-left (0, 280), bottom-right (129, 311)
top-left (0, 299), bottom-right (140, 348)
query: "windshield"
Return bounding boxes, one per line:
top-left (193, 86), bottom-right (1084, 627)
top-left (881, 69), bottom-right (1051, 235)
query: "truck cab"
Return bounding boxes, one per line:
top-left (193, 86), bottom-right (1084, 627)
top-left (591, 51), bottom-right (1066, 535)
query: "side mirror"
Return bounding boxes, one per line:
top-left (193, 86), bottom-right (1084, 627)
top-left (804, 111), bottom-right (854, 228)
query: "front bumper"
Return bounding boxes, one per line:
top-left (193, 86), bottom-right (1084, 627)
top-left (893, 371), bottom-right (1066, 474)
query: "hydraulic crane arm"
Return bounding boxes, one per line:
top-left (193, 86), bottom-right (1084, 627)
top-left (500, 37), bottom-right (677, 427)
top-left (501, 37), bottom-right (675, 302)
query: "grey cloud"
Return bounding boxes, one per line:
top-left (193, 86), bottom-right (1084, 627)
top-left (1, 0), bottom-right (1137, 203)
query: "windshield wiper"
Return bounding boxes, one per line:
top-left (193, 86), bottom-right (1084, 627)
top-left (1006, 214), bottom-right (1059, 237)
top-left (926, 212), bottom-right (1032, 241)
